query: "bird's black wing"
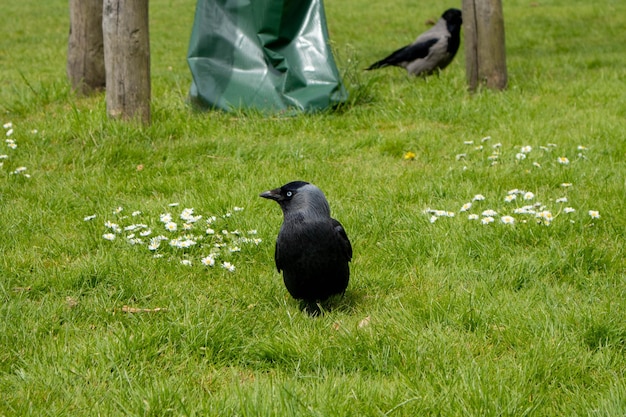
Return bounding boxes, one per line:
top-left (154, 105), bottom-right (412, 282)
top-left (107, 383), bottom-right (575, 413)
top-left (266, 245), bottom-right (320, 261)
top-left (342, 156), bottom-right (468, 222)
top-left (366, 38), bottom-right (438, 70)
top-left (331, 218), bottom-right (352, 261)
top-left (274, 237), bottom-right (282, 272)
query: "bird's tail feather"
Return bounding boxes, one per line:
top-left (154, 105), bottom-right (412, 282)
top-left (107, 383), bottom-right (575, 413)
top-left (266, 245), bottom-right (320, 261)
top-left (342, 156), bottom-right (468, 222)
top-left (365, 60), bottom-right (389, 71)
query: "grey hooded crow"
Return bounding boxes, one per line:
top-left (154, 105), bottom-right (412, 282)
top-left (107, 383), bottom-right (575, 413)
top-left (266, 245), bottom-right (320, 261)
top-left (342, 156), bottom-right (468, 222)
top-left (260, 181), bottom-right (352, 314)
top-left (366, 8), bottom-right (462, 76)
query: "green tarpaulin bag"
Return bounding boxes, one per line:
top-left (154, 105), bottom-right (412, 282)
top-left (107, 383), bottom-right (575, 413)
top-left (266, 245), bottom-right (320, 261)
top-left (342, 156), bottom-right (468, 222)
top-left (187, 0), bottom-right (348, 113)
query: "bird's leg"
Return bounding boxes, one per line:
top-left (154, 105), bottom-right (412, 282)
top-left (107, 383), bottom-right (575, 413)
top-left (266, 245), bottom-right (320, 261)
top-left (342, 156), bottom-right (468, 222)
top-left (301, 301), bottom-right (323, 317)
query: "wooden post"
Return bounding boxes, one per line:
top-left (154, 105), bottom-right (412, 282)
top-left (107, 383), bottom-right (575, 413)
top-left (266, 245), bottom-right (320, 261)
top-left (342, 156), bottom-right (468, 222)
top-left (463, 0), bottom-right (507, 91)
top-left (102, 0), bottom-right (151, 124)
top-left (67, 0), bottom-right (105, 95)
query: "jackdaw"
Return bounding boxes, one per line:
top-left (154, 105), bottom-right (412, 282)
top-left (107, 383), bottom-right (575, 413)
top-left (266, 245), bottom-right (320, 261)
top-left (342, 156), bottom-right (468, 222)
top-left (260, 181), bottom-right (352, 314)
top-left (366, 8), bottom-right (463, 77)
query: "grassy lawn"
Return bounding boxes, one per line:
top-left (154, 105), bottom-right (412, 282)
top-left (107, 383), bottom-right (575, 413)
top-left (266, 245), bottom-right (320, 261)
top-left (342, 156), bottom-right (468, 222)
top-left (1, 0), bottom-right (625, 415)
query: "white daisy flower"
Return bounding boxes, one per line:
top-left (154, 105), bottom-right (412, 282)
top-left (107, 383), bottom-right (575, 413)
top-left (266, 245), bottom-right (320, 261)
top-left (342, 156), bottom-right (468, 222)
top-left (103, 233), bottom-right (116, 241)
top-left (181, 208), bottom-right (201, 223)
top-left (104, 221), bottom-right (121, 233)
top-left (536, 211), bottom-right (553, 223)
top-left (514, 206), bottom-right (536, 215)
top-left (501, 216), bottom-right (515, 225)
top-left (181, 239), bottom-right (197, 248)
top-left (201, 256), bottom-right (215, 267)
top-left (222, 262), bottom-right (236, 272)
top-left (148, 238), bottom-right (161, 251)
top-left (588, 210), bottom-right (600, 219)
top-left (481, 217), bottom-right (495, 225)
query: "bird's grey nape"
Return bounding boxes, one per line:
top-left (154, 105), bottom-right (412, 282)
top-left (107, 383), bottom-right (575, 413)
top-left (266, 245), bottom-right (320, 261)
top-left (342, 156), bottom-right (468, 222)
top-left (293, 183), bottom-right (331, 219)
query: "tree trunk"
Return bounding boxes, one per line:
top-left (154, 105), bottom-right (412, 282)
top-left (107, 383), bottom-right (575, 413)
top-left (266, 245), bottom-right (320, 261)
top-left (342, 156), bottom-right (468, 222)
top-left (463, 0), bottom-right (507, 91)
top-left (102, 0), bottom-right (151, 124)
top-left (67, 0), bottom-right (105, 95)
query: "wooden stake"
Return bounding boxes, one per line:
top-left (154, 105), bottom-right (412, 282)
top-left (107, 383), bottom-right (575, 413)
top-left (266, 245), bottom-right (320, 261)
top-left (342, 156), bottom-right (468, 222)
top-left (67, 0), bottom-right (105, 95)
top-left (102, 0), bottom-right (151, 124)
top-left (463, 0), bottom-right (507, 91)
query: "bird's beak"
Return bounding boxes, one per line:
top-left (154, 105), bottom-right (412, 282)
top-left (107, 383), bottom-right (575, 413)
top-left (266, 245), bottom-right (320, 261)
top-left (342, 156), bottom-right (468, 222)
top-left (259, 188), bottom-right (281, 201)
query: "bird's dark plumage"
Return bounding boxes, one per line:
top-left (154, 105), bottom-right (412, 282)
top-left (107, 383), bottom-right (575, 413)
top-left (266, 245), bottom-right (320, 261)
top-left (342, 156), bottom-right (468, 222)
top-left (366, 8), bottom-right (463, 76)
top-left (260, 181), bottom-right (352, 313)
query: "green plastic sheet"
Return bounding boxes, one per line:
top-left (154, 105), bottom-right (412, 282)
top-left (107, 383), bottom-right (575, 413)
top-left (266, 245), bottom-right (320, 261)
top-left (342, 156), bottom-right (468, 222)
top-left (187, 0), bottom-right (348, 113)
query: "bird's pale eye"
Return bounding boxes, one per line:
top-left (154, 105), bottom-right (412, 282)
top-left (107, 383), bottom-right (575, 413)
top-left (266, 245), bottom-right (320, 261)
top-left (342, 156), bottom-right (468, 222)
top-left (286, 191), bottom-right (293, 197)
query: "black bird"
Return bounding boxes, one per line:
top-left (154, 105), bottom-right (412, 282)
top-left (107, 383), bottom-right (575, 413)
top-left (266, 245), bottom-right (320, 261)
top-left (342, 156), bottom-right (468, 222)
top-left (260, 181), bottom-right (352, 314)
top-left (366, 8), bottom-right (463, 76)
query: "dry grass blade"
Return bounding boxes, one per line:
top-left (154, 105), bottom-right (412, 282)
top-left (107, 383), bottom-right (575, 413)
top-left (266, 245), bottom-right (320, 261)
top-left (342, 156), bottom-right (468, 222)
top-left (117, 305), bottom-right (168, 314)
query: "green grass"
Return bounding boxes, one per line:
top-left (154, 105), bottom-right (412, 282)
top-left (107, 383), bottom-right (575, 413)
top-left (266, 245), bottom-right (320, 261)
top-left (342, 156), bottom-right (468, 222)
top-left (1, 0), bottom-right (626, 415)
